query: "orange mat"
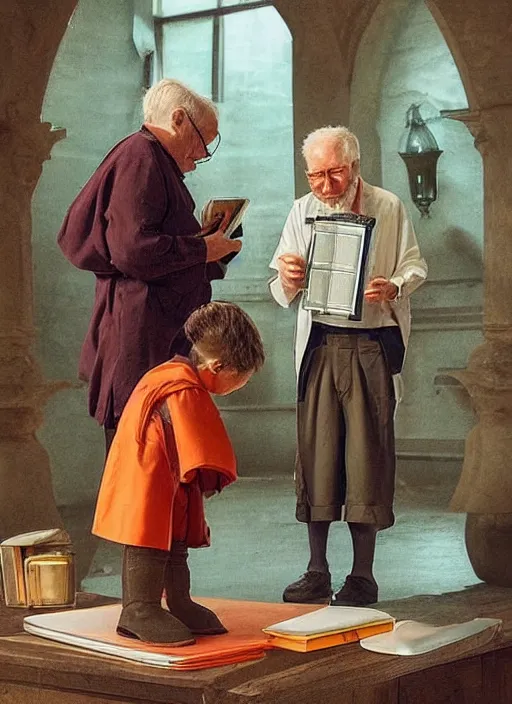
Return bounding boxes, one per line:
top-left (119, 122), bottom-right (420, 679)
top-left (24, 598), bottom-right (322, 671)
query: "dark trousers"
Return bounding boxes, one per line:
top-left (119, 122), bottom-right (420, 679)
top-left (295, 327), bottom-right (396, 528)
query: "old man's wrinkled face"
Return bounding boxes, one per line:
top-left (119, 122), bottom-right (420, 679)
top-left (184, 111), bottom-right (219, 171)
top-left (173, 108), bottom-right (219, 173)
top-left (305, 140), bottom-right (356, 207)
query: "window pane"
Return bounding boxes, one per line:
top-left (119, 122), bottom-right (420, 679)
top-left (154, 0), bottom-right (217, 17)
top-left (223, 6), bottom-right (292, 97)
top-left (154, 0), bottom-right (271, 14)
top-left (161, 19), bottom-right (213, 98)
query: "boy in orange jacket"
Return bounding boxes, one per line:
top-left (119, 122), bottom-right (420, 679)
top-left (92, 302), bottom-right (265, 646)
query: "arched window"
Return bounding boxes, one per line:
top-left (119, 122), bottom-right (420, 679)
top-left (154, 1), bottom-right (275, 101)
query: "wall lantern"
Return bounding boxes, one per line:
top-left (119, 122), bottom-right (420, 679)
top-left (398, 104), bottom-right (443, 217)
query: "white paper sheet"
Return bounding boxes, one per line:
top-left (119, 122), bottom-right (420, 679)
top-left (264, 605), bottom-right (394, 637)
top-left (359, 617), bottom-right (502, 656)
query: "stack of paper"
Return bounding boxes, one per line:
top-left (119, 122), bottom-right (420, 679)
top-left (23, 598), bottom-right (320, 670)
top-left (263, 605), bottom-right (395, 653)
top-left (28, 600), bottom-right (498, 667)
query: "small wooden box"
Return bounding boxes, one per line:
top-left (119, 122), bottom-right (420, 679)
top-left (0, 529), bottom-right (75, 608)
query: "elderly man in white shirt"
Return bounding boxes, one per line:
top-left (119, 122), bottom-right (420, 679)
top-left (269, 126), bottom-right (427, 606)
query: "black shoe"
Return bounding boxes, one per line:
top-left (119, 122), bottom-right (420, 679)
top-left (283, 571), bottom-right (332, 603)
top-left (117, 603), bottom-right (195, 645)
top-left (331, 575), bottom-right (378, 606)
top-left (118, 545), bottom-right (195, 646)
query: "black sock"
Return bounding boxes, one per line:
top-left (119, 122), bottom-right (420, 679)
top-left (307, 521), bottom-right (331, 573)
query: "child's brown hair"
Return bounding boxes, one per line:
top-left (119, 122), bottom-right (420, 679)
top-left (184, 301), bottom-right (265, 373)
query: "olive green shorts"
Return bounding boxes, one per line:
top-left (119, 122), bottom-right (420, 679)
top-left (295, 332), bottom-right (396, 528)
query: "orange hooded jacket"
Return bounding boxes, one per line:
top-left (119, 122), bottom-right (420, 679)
top-left (92, 359), bottom-right (237, 551)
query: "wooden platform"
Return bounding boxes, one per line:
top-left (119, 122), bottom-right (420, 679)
top-left (1, 585), bottom-right (512, 703)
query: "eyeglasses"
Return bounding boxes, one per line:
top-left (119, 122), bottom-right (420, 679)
top-left (183, 109), bottom-right (221, 164)
top-left (306, 166), bottom-right (350, 184)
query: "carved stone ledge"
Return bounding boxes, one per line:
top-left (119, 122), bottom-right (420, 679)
top-left (413, 305), bottom-right (482, 331)
top-left (457, 339), bottom-right (512, 406)
top-left (433, 368), bottom-right (473, 406)
top-left (450, 337), bottom-right (512, 587)
top-left (0, 116), bottom-right (66, 188)
top-left (433, 368), bottom-right (465, 387)
top-left (0, 318), bottom-right (79, 440)
top-left (441, 109), bottom-right (487, 153)
top-left (0, 342), bottom-right (44, 409)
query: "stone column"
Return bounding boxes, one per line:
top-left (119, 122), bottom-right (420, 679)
top-left (448, 105), bottom-right (512, 586)
top-left (0, 111), bottom-right (67, 540)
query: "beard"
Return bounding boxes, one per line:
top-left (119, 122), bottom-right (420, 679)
top-left (313, 164), bottom-right (361, 214)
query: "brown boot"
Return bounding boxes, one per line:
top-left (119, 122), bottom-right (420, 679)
top-left (117, 545), bottom-right (195, 646)
top-left (165, 541), bottom-right (227, 635)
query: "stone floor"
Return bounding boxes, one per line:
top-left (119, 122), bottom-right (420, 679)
top-left (82, 472), bottom-right (481, 603)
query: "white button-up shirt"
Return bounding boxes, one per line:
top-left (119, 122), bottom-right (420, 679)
top-left (269, 180), bottom-right (428, 402)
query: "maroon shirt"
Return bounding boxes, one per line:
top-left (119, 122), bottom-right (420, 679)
top-left (58, 127), bottom-right (223, 426)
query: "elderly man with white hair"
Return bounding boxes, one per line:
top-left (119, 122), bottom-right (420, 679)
top-left (270, 126), bottom-right (427, 606)
top-left (58, 79), bottom-right (240, 453)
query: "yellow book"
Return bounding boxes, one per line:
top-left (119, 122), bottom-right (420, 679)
top-left (263, 605), bottom-right (395, 653)
top-left (266, 621), bottom-right (394, 653)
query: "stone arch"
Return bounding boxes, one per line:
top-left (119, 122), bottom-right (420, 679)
top-left (350, 0), bottom-right (484, 277)
top-left (424, 1), bottom-right (478, 111)
top-left (0, 2), bottom-right (78, 124)
top-left (348, 0), bottom-right (479, 187)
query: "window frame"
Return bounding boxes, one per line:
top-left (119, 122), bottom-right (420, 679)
top-left (154, 0), bottom-right (275, 101)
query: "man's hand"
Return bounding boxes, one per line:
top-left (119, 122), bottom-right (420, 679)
top-left (277, 254), bottom-right (307, 298)
top-left (203, 211), bottom-right (242, 263)
top-left (364, 276), bottom-right (399, 303)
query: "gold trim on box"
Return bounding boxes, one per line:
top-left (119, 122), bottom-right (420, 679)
top-left (24, 554), bottom-right (76, 608)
